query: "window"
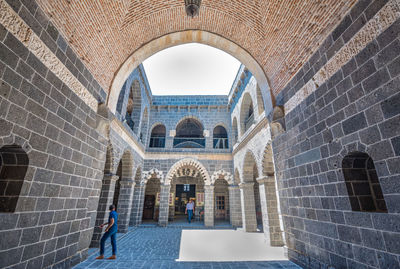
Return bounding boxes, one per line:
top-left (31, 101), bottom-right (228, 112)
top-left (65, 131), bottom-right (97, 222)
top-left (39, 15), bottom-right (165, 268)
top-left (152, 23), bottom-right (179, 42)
top-left (342, 152), bottom-right (387, 213)
top-left (173, 118), bottom-right (205, 148)
top-left (149, 124), bottom-right (166, 148)
top-left (240, 93), bottom-right (255, 135)
top-left (213, 125), bottom-right (228, 149)
top-left (0, 145), bottom-right (29, 213)
top-left (216, 196), bottom-right (225, 210)
top-left (184, 184), bottom-right (190, 192)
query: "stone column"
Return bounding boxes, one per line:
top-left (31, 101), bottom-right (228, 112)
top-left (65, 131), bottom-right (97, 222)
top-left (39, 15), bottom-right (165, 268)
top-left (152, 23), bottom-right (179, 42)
top-left (228, 185), bottom-right (242, 227)
top-left (204, 185), bottom-right (214, 227)
top-left (257, 176), bottom-right (284, 246)
top-left (158, 184), bottom-right (171, 226)
top-left (117, 179), bottom-right (135, 233)
top-left (129, 183), bottom-right (146, 226)
top-left (90, 174), bottom-right (118, 247)
top-left (240, 182), bottom-right (257, 232)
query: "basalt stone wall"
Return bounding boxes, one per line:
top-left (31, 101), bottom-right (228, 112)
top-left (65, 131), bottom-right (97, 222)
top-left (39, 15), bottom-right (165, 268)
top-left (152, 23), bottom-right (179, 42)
top-left (273, 1), bottom-right (400, 268)
top-left (0, 0), bottom-right (108, 268)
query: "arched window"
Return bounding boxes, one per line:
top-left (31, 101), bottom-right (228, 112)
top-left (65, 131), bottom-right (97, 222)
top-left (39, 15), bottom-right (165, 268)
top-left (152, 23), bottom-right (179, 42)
top-left (213, 125), bottom-right (228, 149)
top-left (149, 124), bottom-right (166, 148)
top-left (240, 93), bottom-right (254, 135)
top-left (174, 118), bottom-right (205, 148)
top-left (342, 152), bottom-right (387, 213)
top-left (0, 145), bottom-right (29, 213)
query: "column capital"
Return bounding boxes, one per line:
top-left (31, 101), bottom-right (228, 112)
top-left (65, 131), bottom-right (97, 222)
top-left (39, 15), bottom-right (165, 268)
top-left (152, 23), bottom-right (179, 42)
top-left (256, 176), bottom-right (275, 184)
top-left (120, 178), bottom-right (136, 188)
top-left (239, 182), bottom-right (254, 189)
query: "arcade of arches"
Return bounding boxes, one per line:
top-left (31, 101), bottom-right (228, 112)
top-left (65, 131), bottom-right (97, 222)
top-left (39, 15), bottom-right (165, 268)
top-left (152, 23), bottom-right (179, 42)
top-left (0, 1), bottom-right (400, 269)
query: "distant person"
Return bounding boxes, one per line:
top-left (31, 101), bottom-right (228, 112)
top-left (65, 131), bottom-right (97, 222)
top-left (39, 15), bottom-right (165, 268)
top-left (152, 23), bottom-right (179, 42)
top-left (185, 199), bottom-right (195, 223)
top-left (96, 205), bottom-right (118, 260)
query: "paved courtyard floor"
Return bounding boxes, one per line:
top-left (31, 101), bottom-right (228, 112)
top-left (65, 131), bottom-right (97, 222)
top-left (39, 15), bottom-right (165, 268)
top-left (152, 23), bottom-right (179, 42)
top-left (73, 226), bottom-right (302, 269)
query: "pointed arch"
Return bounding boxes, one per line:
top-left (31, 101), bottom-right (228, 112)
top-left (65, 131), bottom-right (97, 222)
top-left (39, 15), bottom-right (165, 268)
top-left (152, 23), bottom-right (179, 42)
top-left (211, 170), bottom-right (234, 185)
top-left (242, 150), bottom-right (259, 183)
top-left (108, 30), bottom-right (272, 115)
top-left (262, 143), bottom-right (275, 176)
top-left (120, 149), bottom-right (134, 180)
top-left (165, 158), bottom-right (211, 185)
top-left (240, 92), bottom-right (255, 136)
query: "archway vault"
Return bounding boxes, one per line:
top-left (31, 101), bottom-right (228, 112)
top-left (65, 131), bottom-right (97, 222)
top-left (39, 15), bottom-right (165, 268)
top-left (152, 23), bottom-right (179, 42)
top-left (108, 30), bottom-right (272, 114)
top-left (165, 158), bottom-right (211, 185)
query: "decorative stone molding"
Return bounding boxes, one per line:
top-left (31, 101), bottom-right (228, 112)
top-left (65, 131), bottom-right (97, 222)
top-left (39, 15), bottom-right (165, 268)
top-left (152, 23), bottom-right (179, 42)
top-left (165, 158), bottom-right (211, 185)
top-left (0, 0), bottom-right (98, 111)
top-left (142, 168), bottom-right (164, 185)
top-left (210, 170), bottom-right (234, 185)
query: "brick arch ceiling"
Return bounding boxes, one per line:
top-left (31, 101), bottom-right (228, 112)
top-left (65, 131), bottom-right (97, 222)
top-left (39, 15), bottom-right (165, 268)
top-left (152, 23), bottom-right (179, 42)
top-left (36, 0), bottom-right (356, 97)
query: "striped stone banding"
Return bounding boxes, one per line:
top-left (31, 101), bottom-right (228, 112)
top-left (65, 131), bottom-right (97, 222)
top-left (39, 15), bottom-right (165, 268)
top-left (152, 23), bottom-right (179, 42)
top-left (0, 0), bottom-right (98, 111)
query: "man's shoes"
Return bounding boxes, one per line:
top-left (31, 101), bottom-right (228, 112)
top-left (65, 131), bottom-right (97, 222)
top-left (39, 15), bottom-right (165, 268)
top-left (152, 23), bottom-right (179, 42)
top-left (95, 255), bottom-right (104, 260)
top-left (107, 255), bottom-right (117, 260)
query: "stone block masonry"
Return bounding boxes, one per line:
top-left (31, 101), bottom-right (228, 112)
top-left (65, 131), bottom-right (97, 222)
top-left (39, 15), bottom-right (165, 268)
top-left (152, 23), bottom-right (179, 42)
top-left (273, 1), bottom-right (400, 268)
top-left (0, 3), bottom-right (108, 268)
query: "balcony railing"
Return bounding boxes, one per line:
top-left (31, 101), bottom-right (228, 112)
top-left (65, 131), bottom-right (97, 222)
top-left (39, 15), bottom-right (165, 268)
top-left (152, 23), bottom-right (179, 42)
top-left (149, 137), bottom-right (165, 148)
top-left (213, 138), bottom-right (229, 149)
top-left (173, 137), bottom-right (205, 148)
top-left (244, 113), bottom-right (254, 133)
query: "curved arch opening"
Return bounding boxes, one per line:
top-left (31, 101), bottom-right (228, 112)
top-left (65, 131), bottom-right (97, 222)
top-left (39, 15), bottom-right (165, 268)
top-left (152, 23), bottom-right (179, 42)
top-left (0, 145), bottom-right (29, 213)
top-left (213, 125), bottom-right (228, 149)
top-left (342, 152), bottom-right (387, 213)
top-left (240, 93), bottom-right (255, 136)
top-left (149, 124), bottom-right (166, 148)
top-left (174, 118), bottom-right (205, 148)
top-left (108, 30), bottom-right (272, 114)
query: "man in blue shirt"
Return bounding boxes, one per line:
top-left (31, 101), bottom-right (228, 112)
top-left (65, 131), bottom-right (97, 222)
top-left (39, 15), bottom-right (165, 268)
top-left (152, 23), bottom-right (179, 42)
top-left (96, 204), bottom-right (118, 260)
top-left (185, 199), bottom-right (195, 223)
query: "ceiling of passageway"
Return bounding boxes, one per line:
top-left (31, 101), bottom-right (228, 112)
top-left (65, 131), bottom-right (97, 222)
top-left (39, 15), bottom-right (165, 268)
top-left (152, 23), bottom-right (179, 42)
top-left (36, 0), bottom-right (357, 96)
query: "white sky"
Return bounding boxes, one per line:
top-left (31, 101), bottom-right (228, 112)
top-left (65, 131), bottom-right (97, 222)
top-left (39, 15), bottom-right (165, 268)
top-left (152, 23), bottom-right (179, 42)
top-left (142, 43), bottom-right (241, 96)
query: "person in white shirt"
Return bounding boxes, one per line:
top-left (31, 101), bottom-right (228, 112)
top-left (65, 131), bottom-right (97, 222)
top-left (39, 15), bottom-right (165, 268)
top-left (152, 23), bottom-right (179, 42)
top-left (185, 199), bottom-right (195, 223)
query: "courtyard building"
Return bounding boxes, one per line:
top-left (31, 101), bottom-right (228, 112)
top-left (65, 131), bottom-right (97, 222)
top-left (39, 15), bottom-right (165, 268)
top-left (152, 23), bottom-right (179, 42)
top-left (0, 0), bottom-right (399, 268)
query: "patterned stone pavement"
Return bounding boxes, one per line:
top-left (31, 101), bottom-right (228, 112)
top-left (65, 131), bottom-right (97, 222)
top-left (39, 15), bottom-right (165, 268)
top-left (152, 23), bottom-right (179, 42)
top-left (73, 227), bottom-right (302, 269)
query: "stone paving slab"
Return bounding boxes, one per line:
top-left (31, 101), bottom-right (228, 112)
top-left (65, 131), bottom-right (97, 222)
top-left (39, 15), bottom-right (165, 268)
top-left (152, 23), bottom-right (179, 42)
top-left (73, 227), bottom-right (302, 269)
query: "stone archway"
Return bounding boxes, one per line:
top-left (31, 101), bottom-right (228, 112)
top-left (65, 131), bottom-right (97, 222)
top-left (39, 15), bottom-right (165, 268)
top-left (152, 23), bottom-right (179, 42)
top-left (165, 158), bottom-right (214, 226)
top-left (211, 170), bottom-right (233, 223)
top-left (108, 30), bottom-right (273, 115)
top-left (115, 150), bottom-right (135, 233)
top-left (240, 151), bottom-right (261, 232)
top-left (91, 143), bottom-right (117, 247)
top-left (258, 143), bottom-right (284, 246)
top-left (129, 166), bottom-right (145, 226)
